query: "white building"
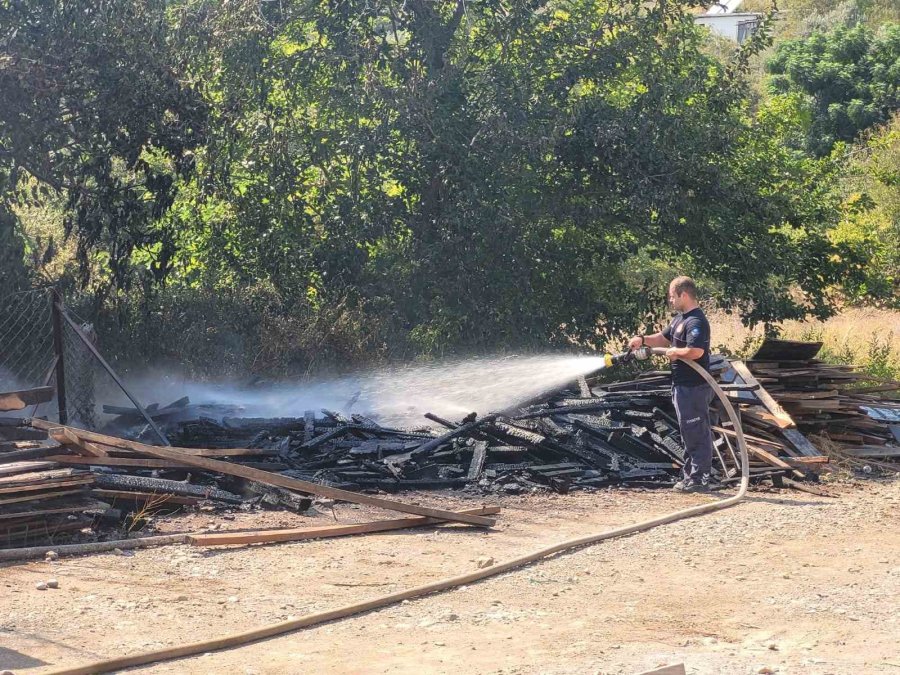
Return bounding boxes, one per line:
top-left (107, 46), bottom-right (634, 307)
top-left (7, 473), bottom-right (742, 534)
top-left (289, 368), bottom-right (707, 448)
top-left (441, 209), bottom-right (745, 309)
top-left (695, 11), bottom-right (762, 43)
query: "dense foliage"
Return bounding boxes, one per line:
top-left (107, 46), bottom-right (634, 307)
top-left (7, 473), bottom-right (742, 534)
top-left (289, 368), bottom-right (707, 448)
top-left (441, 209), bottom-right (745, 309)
top-left (0, 0), bottom-right (896, 372)
top-left (767, 23), bottom-right (900, 155)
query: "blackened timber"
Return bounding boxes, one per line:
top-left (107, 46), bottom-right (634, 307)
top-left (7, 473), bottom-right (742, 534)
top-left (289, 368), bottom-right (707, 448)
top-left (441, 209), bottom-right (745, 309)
top-left (491, 422), bottom-right (545, 445)
top-left (45, 423), bottom-right (496, 526)
top-left (300, 426), bottom-right (349, 449)
top-left (0, 445), bottom-right (66, 465)
top-left (411, 413), bottom-right (500, 458)
top-left (467, 441), bottom-right (488, 481)
top-left (515, 402), bottom-right (631, 418)
top-left (93, 474), bottom-right (244, 503)
top-left (424, 412), bottom-right (457, 429)
top-left (304, 411), bottom-right (316, 442)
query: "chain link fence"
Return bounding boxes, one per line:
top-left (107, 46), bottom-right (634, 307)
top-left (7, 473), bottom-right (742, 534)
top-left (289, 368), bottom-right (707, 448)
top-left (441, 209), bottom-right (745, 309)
top-left (0, 288), bottom-right (106, 428)
top-left (59, 307), bottom-right (101, 429)
top-left (0, 289), bottom-right (54, 392)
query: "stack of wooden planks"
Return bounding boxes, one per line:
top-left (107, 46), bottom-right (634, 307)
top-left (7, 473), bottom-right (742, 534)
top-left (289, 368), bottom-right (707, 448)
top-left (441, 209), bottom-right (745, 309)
top-left (741, 339), bottom-right (900, 464)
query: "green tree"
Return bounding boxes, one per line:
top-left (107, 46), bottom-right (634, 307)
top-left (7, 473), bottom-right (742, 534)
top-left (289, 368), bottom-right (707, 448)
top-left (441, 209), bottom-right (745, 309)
top-left (1, 0), bottom-right (877, 364)
top-left (0, 0), bottom-right (208, 293)
top-left (831, 114), bottom-right (900, 305)
top-left (767, 23), bottom-right (900, 156)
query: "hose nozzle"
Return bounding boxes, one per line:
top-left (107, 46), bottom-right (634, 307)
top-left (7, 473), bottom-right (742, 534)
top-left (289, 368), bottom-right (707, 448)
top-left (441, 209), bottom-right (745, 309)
top-left (604, 346), bottom-right (651, 368)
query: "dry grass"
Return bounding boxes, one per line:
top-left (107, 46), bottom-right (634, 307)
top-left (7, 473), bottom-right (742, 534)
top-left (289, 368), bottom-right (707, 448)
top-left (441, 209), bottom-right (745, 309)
top-left (707, 307), bottom-right (900, 380)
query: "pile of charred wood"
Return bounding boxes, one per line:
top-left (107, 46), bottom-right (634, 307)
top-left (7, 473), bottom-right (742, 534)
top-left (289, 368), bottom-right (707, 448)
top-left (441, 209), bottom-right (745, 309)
top-left (2, 338), bottom-right (897, 550)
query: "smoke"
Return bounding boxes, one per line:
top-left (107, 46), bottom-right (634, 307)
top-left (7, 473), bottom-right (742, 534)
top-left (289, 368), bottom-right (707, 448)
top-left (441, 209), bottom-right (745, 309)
top-left (106, 354), bottom-right (607, 428)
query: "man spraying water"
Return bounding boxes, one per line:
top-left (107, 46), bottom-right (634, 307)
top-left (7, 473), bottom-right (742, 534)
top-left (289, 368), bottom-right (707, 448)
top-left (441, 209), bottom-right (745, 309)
top-left (628, 276), bottom-right (719, 493)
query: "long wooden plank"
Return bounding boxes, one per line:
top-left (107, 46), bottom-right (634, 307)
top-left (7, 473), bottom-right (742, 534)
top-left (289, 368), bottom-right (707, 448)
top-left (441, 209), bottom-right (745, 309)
top-left (0, 386), bottom-right (55, 412)
top-left (0, 503), bottom-right (103, 522)
top-left (0, 460), bottom-right (59, 477)
top-left (841, 446), bottom-right (900, 459)
top-left (781, 428), bottom-right (823, 458)
top-left (0, 488), bottom-right (85, 506)
top-left (51, 428), bottom-right (108, 457)
top-left (31, 423), bottom-right (496, 527)
top-left (0, 477), bottom-right (94, 494)
top-left (0, 444), bottom-right (65, 464)
top-left (30, 419), bottom-right (274, 458)
top-left (188, 506), bottom-right (502, 547)
top-left (783, 455), bottom-right (830, 465)
top-left (46, 455), bottom-right (191, 469)
top-left (731, 360), bottom-right (795, 429)
top-left (712, 425), bottom-right (786, 449)
top-left (745, 444), bottom-right (805, 479)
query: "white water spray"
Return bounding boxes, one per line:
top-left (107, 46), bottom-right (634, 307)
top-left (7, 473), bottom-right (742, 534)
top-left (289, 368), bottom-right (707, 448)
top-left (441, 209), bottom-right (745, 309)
top-left (122, 354), bottom-right (608, 428)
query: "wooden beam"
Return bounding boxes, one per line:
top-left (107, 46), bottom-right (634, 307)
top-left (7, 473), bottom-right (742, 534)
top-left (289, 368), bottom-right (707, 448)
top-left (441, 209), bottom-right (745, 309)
top-left (0, 386), bottom-right (55, 412)
top-left (28, 423), bottom-right (497, 527)
top-left (0, 488), bottom-right (85, 506)
top-left (51, 428), bottom-right (108, 457)
top-left (46, 455), bottom-right (191, 469)
top-left (841, 446), bottom-right (900, 459)
top-left (745, 444), bottom-right (805, 479)
top-left (0, 460), bottom-right (59, 477)
top-left (784, 455), bottom-right (830, 465)
top-left (467, 441), bottom-right (488, 481)
top-left (713, 425), bottom-right (786, 449)
top-left (731, 360), bottom-right (795, 429)
top-left (30, 419), bottom-right (274, 458)
top-left (781, 428), bottom-right (823, 458)
top-left (0, 476), bottom-right (94, 494)
top-left (188, 506), bottom-right (502, 547)
top-left (0, 443), bottom-right (65, 464)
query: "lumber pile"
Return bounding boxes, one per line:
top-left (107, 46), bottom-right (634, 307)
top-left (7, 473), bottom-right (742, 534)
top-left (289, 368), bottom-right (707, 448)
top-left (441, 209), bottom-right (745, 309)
top-left (5, 342), bottom-right (897, 552)
top-left (742, 338), bottom-right (900, 465)
top-left (82, 354), bottom-right (815, 495)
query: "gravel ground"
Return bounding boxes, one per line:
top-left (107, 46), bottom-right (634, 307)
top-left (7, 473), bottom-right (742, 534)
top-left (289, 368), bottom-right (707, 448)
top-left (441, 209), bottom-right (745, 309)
top-left (1, 476), bottom-right (898, 674)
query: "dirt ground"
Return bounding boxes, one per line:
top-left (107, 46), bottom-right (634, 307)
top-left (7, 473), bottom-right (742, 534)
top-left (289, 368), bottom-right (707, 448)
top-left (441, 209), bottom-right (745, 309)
top-left (2, 476), bottom-right (899, 675)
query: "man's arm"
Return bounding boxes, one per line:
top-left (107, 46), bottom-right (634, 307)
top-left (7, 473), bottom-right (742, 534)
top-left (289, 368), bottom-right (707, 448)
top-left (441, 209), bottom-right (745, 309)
top-left (664, 346), bottom-right (704, 362)
top-left (627, 331), bottom-right (670, 351)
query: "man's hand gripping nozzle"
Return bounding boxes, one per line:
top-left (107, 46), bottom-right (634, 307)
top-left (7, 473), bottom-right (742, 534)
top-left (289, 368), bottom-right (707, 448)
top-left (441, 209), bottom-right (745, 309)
top-left (603, 345), bottom-right (651, 368)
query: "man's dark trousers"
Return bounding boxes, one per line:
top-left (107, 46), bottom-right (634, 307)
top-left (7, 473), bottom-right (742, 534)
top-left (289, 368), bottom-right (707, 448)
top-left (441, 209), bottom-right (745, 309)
top-left (672, 383), bottom-right (715, 482)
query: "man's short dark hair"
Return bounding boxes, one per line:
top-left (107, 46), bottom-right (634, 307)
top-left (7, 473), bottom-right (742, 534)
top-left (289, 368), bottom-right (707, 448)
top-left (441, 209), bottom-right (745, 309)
top-left (670, 275), bottom-right (698, 299)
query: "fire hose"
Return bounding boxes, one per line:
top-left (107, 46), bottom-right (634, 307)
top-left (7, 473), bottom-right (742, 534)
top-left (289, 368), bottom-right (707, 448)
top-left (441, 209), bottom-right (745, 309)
top-left (47, 350), bottom-right (749, 675)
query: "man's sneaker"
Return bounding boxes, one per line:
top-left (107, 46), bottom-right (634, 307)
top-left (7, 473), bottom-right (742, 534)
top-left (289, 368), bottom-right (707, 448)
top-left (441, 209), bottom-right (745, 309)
top-left (673, 479), bottom-right (710, 494)
top-left (700, 473), bottom-right (725, 491)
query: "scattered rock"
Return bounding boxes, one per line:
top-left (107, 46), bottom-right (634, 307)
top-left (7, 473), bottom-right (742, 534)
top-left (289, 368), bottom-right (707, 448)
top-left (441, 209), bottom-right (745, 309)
top-left (45, 551), bottom-right (58, 561)
top-left (46, 579), bottom-right (59, 589)
top-left (757, 667), bottom-right (778, 674)
top-left (113, 548), bottom-right (125, 556)
top-left (476, 556), bottom-right (495, 569)
top-left (35, 582), bottom-right (48, 591)
top-left (227, 596), bottom-right (239, 603)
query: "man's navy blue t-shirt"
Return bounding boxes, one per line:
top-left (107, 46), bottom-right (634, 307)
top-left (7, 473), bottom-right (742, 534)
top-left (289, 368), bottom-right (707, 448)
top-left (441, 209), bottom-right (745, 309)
top-left (661, 307), bottom-right (711, 386)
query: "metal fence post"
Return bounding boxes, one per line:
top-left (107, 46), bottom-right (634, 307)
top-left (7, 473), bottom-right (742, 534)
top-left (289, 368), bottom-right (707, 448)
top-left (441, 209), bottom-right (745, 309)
top-left (50, 288), bottom-right (68, 424)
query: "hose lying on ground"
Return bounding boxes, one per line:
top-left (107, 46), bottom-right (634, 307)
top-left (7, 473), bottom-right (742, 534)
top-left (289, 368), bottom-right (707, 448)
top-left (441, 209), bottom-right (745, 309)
top-left (46, 353), bottom-right (750, 675)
